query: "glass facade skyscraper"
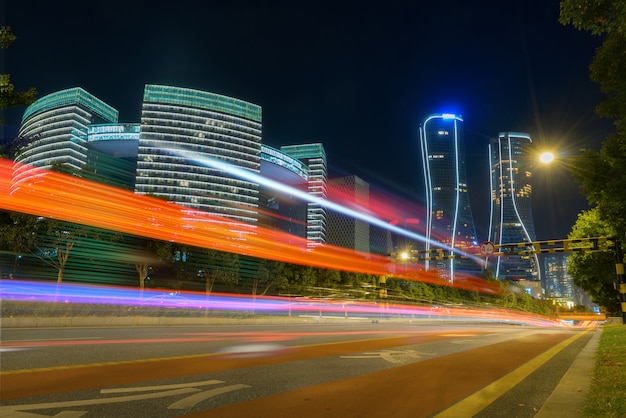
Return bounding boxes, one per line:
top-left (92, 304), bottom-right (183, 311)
top-left (14, 87), bottom-right (118, 188)
top-left (280, 143), bottom-right (327, 247)
top-left (419, 113), bottom-right (478, 280)
top-left (135, 84), bottom-right (262, 228)
top-left (488, 132), bottom-right (540, 281)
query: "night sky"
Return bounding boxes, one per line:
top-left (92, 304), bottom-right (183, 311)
top-left (1, 0), bottom-right (614, 242)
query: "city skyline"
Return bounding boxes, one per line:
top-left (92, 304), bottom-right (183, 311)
top-left (2, 1), bottom-right (615, 242)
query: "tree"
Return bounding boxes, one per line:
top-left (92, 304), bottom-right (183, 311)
top-left (0, 27), bottom-right (37, 125)
top-left (560, 2), bottom-right (626, 235)
top-left (567, 209), bottom-right (621, 314)
top-left (198, 249), bottom-right (240, 295)
top-left (130, 237), bottom-right (174, 290)
top-left (252, 259), bottom-right (288, 298)
top-left (0, 213), bottom-right (70, 281)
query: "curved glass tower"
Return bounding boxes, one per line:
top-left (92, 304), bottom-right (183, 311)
top-left (488, 132), bottom-right (540, 281)
top-left (419, 113), bottom-right (478, 280)
top-left (14, 88), bottom-right (118, 188)
top-left (135, 84), bottom-right (262, 227)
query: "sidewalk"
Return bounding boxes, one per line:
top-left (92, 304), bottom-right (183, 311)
top-left (535, 327), bottom-right (601, 417)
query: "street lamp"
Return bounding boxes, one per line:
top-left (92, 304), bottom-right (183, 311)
top-left (539, 151), bottom-right (555, 164)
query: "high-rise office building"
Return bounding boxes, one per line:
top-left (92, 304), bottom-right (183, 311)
top-left (419, 113), bottom-right (478, 280)
top-left (15, 87), bottom-right (330, 247)
top-left (543, 254), bottom-right (574, 299)
top-left (488, 132), bottom-right (540, 281)
top-left (14, 87), bottom-right (118, 188)
top-left (135, 84), bottom-right (262, 228)
top-left (281, 143), bottom-right (328, 247)
top-left (326, 175), bottom-right (370, 254)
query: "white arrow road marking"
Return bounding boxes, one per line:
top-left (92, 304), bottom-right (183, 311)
top-left (0, 388), bottom-right (198, 413)
top-left (0, 380), bottom-right (250, 416)
top-left (0, 409), bottom-right (88, 417)
top-left (341, 349), bottom-right (433, 364)
top-left (100, 379), bottom-right (224, 393)
top-left (168, 384), bottom-right (252, 409)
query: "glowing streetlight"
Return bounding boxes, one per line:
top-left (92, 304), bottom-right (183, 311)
top-left (539, 151), bottom-right (555, 164)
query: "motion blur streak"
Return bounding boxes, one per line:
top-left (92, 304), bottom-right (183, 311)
top-left (0, 158), bottom-right (495, 293)
top-left (0, 280), bottom-right (562, 327)
top-left (170, 147), bottom-right (483, 264)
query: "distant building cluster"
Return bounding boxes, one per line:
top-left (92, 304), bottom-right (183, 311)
top-left (13, 84), bottom-right (575, 299)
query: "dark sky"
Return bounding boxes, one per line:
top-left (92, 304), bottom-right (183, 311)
top-left (1, 0), bottom-right (614, 242)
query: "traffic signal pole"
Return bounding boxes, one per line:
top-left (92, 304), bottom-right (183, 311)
top-left (614, 239), bottom-right (626, 324)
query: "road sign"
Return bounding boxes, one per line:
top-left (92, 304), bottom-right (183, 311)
top-left (479, 241), bottom-right (495, 256)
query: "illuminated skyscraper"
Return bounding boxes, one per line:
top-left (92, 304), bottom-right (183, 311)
top-left (14, 88), bottom-right (118, 188)
top-left (419, 113), bottom-right (478, 280)
top-left (135, 84), bottom-right (262, 228)
top-left (488, 132), bottom-right (540, 281)
top-left (280, 143), bottom-right (327, 247)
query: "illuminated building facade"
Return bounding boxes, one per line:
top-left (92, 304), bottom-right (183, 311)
top-left (135, 84), bottom-right (262, 227)
top-left (327, 175), bottom-right (370, 254)
top-left (281, 143), bottom-right (328, 247)
top-left (543, 254), bottom-right (573, 299)
top-left (419, 113), bottom-right (478, 280)
top-left (85, 123), bottom-right (140, 190)
top-left (488, 132), bottom-right (540, 281)
top-left (15, 86), bottom-right (330, 247)
top-left (14, 87), bottom-right (118, 187)
top-left (259, 144), bottom-right (309, 242)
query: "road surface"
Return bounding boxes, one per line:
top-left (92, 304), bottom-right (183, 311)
top-left (0, 321), bottom-right (595, 417)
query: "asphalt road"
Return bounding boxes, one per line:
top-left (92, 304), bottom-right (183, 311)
top-left (0, 322), bottom-right (595, 417)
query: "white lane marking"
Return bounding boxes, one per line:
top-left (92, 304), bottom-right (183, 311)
top-left (0, 380), bottom-right (252, 415)
top-left (168, 384), bottom-right (252, 409)
top-left (100, 379), bottom-right (224, 393)
top-left (0, 410), bottom-right (89, 417)
top-left (0, 388), bottom-right (198, 412)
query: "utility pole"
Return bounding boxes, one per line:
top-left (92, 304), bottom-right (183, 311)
top-left (614, 239), bottom-right (626, 324)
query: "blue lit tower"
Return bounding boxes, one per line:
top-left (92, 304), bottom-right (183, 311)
top-left (14, 88), bottom-right (118, 188)
top-left (488, 132), bottom-right (540, 281)
top-left (135, 84), bottom-right (262, 229)
top-left (419, 113), bottom-right (478, 280)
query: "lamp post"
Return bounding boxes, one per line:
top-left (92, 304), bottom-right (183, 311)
top-left (539, 149), bottom-right (626, 323)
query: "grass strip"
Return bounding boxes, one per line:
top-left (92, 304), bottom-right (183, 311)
top-left (584, 323), bottom-right (626, 417)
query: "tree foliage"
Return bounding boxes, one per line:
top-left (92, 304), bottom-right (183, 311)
top-left (560, 1), bottom-right (626, 314)
top-left (0, 26), bottom-right (37, 123)
top-left (198, 249), bottom-right (240, 295)
top-left (567, 209), bottom-right (621, 314)
top-left (560, 0), bottom-right (626, 36)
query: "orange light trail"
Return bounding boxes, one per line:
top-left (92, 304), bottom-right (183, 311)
top-left (0, 159), bottom-right (498, 294)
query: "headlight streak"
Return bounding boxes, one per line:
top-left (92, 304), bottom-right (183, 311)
top-left (168, 146), bottom-right (483, 265)
top-left (0, 158), bottom-right (496, 294)
top-left (0, 280), bottom-right (563, 327)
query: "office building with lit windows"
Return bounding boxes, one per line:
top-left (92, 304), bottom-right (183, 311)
top-left (258, 144), bottom-right (309, 242)
top-left (419, 113), bottom-right (478, 280)
top-left (488, 132), bottom-right (540, 281)
top-left (14, 87), bottom-right (119, 188)
top-left (280, 143), bottom-right (328, 247)
top-left (135, 84), bottom-right (262, 228)
top-left (14, 85), bottom-right (325, 247)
